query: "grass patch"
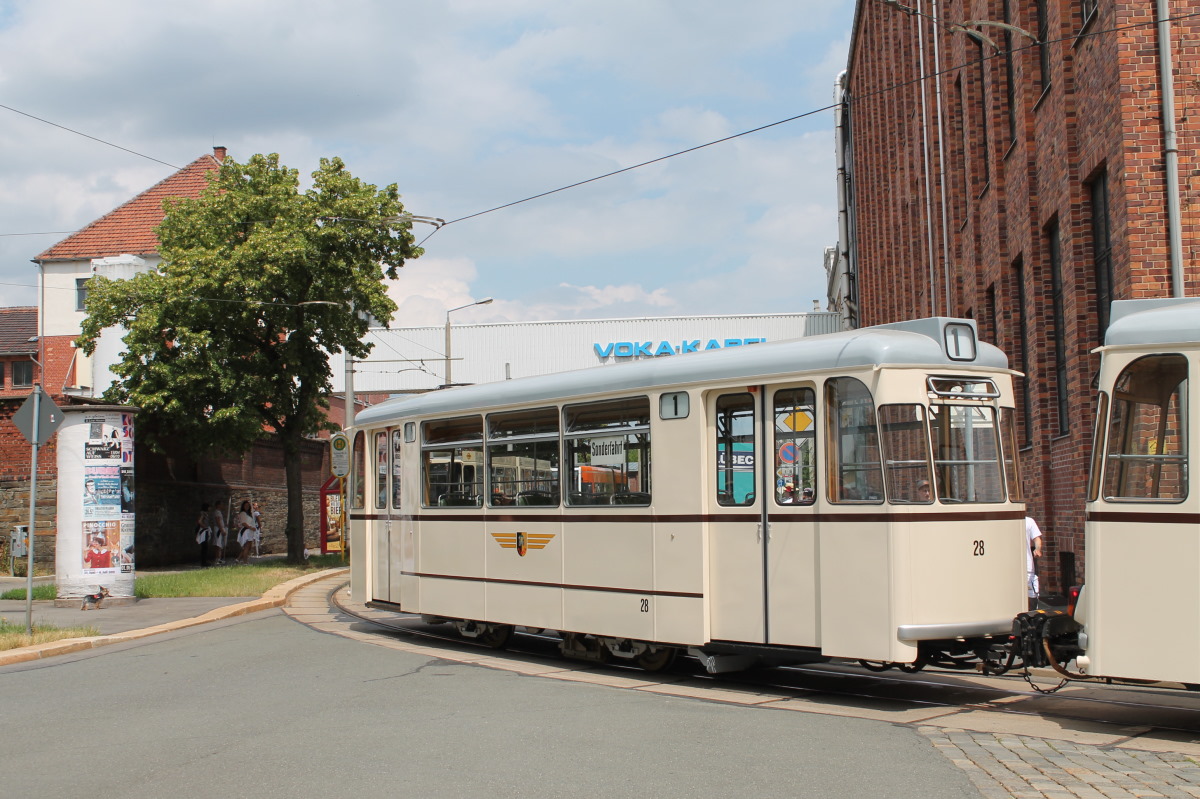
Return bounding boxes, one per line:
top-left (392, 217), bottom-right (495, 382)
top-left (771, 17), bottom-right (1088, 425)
top-left (134, 555), bottom-right (346, 598)
top-left (0, 616), bottom-right (99, 651)
top-left (0, 584), bottom-right (57, 601)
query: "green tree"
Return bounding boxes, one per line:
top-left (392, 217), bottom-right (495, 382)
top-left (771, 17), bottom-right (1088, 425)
top-left (78, 153), bottom-right (422, 564)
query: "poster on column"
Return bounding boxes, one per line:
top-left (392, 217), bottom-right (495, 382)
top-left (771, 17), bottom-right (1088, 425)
top-left (56, 407), bottom-right (137, 602)
top-left (80, 413), bottom-right (135, 574)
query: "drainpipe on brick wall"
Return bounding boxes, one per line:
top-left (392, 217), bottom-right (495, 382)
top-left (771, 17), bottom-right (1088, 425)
top-left (1156, 0), bottom-right (1185, 297)
top-left (834, 71), bottom-right (854, 326)
top-left (930, 0), bottom-right (954, 315)
top-left (917, 0), bottom-right (939, 316)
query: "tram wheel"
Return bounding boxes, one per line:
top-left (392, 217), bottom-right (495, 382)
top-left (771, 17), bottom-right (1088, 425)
top-left (477, 624), bottom-right (514, 649)
top-left (634, 647), bottom-right (678, 672)
top-left (859, 660), bottom-right (893, 672)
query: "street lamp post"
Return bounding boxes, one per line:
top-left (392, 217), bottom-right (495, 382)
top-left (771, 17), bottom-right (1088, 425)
top-left (444, 298), bottom-right (493, 387)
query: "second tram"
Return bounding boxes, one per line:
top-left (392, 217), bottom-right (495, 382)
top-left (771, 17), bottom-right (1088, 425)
top-left (1027, 298), bottom-right (1200, 687)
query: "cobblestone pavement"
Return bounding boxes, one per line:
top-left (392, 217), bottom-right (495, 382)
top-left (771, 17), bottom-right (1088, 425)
top-left (922, 728), bottom-right (1200, 798)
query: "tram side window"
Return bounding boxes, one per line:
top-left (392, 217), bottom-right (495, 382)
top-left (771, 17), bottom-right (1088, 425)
top-left (391, 429), bottom-right (403, 510)
top-left (716, 393), bottom-right (756, 506)
top-left (826, 377), bottom-right (884, 503)
top-left (1000, 408), bottom-right (1023, 502)
top-left (488, 407), bottom-right (560, 507)
top-left (880, 405), bottom-right (933, 504)
top-left (422, 416), bottom-right (484, 507)
top-left (774, 389), bottom-right (816, 504)
top-left (564, 397), bottom-right (651, 506)
top-left (351, 431), bottom-right (366, 510)
top-left (375, 432), bottom-right (388, 510)
top-left (929, 405), bottom-right (1005, 503)
top-left (1103, 354), bottom-right (1188, 501)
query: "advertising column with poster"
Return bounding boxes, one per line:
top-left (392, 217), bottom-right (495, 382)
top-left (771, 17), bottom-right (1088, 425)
top-left (56, 406), bottom-right (137, 603)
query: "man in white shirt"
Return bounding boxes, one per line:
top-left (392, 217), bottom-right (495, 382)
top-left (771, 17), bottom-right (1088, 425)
top-left (1026, 516), bottom-right (1043, 610)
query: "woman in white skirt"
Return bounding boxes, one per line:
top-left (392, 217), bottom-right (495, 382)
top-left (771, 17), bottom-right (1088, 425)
top-left (234, 500), bottom-right (257, 564)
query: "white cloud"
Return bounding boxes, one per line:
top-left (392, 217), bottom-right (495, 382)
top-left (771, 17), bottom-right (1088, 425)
top-left (0, 0), bottom-right (856, 318)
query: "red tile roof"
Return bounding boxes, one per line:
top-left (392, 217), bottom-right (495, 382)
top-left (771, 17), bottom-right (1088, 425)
top-left (35, 147), bottom-right (227, 262)
top-left (0, 306), bottom-right (37, 354)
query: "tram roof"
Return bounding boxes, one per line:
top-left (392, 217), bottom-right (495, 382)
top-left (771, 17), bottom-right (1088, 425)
top-left (1106, 299), bottom-right (1200, 348)
top-left (354, 317), bottom-right (1009, 425)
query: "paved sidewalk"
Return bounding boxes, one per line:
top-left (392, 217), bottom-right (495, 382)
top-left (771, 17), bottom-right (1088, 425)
top-left (0, 567), bottom-right (348, 666)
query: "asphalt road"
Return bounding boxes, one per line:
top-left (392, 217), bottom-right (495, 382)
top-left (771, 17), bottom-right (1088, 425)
top-left (0, 608), bottom-right (981, 799)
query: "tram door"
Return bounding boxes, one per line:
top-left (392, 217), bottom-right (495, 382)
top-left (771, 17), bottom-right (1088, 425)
top-left (371, 430), bottom-right (394, 602)
top-left (707, 386), bottom-right (819, 646)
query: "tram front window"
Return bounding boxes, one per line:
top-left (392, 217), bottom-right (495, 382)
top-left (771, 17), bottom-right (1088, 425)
top-left (1102, 354), bottom-right (1188, 501)
top-left (928, 405), bottom-right (1004, 503)
top-left (880, 404), bottom-right (933, 504)
top-left (826, 377), bottom-right (884, 503)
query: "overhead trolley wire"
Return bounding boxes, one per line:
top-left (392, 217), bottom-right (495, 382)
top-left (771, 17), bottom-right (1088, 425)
top-left (4, 5), bottom-right (1200, 253)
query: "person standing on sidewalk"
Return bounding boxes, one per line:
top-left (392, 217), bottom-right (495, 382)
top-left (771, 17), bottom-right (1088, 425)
top-left (234, 500), bottom-right (257, 564)
top-left (1026, 516), bottom-right (1044, 610)
top-left (211, 499), bottom-right (229, 565)
top-left (196, 502), bottom-right (213, 567)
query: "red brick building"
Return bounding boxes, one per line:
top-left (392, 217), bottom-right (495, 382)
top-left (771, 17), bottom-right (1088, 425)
top-left (837, 1), bottom-right (1200, 590)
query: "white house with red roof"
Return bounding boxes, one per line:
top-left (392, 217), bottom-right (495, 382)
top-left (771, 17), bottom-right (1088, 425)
top-left (33, 147), bottom-right (226, 396)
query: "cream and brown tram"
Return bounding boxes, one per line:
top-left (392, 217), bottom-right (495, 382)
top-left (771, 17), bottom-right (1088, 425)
top-left (1029, 298), bottom-right (1200, 686)
top-left (349, 316), bottom-right (1028, 672)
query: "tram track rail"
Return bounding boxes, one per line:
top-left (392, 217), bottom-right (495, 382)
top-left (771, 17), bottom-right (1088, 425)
top-left (328, 587), bottom-right (1200, 737)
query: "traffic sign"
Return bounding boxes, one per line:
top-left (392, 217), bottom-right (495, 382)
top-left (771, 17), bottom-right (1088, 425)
top-left (781, 411), bottom-right (813, 432)
top-left (330, 432), bottom-right (350, 477)
top-left (12, 387), bottom-right (63, 446)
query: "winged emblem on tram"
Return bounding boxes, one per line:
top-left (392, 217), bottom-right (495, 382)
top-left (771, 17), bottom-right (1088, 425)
top-left (491, 531), bottom-right (555, 557)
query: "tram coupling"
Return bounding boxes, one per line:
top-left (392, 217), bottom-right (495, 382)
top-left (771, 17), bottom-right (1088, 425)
top-left (1012, 609), bottom-right (1082, 668)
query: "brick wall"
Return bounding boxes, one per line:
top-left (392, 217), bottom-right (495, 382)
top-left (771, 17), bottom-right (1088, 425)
top-left (845, 0), bottom-right (1200, 591)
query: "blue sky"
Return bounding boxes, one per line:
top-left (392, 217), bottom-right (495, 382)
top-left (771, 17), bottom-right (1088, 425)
top-left (0, 0), bottom-right (855, 326)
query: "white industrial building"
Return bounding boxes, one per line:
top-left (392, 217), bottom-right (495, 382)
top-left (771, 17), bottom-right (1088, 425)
top-left (335, 312), bottom-right (843, 395)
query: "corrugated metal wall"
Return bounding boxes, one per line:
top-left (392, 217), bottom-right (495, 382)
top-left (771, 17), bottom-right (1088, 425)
top-left (338, 312), bottom-right (842, 394)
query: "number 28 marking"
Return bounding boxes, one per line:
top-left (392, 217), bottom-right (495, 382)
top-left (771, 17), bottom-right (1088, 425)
top-left (639, 598), bottom-right (650, 612)
top-left (973, 540), bottom-right (985, 556)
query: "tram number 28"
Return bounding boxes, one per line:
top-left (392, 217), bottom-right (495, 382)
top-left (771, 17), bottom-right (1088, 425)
top-left (639, 598), bottom-right (650, 612)
top-left (973, 540), bottom-right (985, 556)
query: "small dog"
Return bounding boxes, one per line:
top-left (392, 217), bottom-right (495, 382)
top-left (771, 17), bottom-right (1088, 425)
top-left (80, 586), bottom-right (110, 610)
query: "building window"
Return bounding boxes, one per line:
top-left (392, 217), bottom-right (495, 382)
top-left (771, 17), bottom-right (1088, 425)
top-left (972, 34), bottom-right (990, 188)
top-left (985, 284), bottom-right (998, 344)
top-left (956, 75), bottom-right (969, 216)
top-left (1003, 0), bottom-right (1018, 144)
top-left (1046, 221), bottom-right (1069, 434)
top-left (1089, 167), bottom-right (1114, 338)
top-left (1035, 0), bottom-right (1052, 95)
top-left (12, 360), bottom-right (33, 388)
top-left (1080, 0), bottom-right (1098, 27)
top-left (1014, 256), bottom-right (1033, 447)
top-left (76, 278), bottom-right (90, 312)
top-left (0, 361), bottom-right (5, 388)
